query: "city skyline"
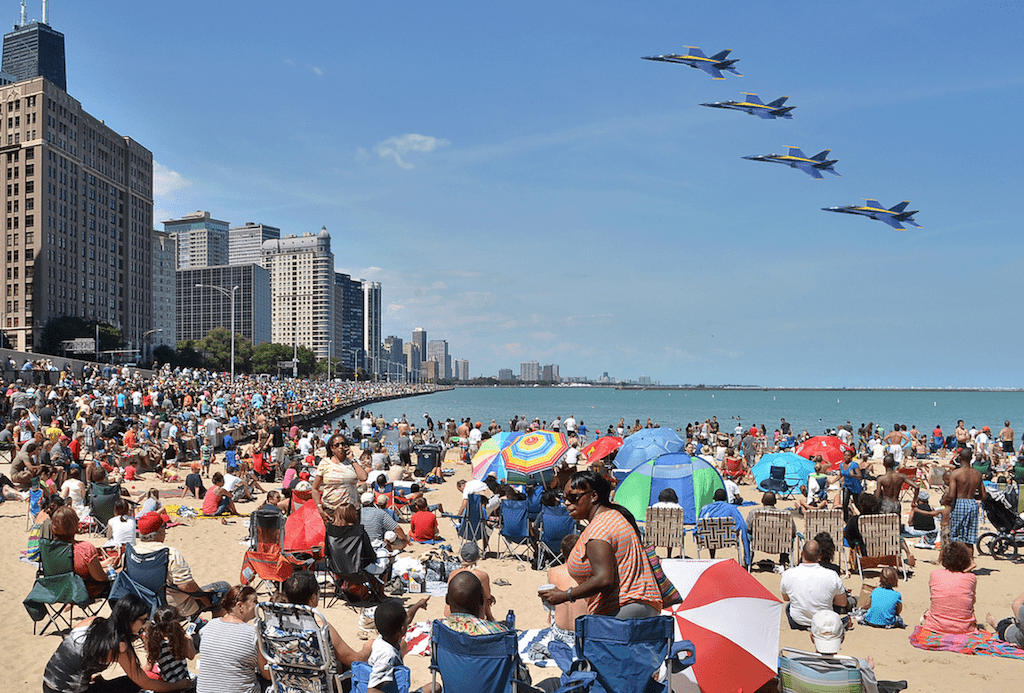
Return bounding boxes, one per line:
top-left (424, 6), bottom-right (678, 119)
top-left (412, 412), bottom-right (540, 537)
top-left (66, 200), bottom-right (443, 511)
top-left (41, 2), bottom-right (1024, 386)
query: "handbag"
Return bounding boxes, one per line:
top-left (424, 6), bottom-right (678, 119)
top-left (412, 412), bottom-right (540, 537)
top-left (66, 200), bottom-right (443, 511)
top-left (644, 542), bottom-right (682, 608)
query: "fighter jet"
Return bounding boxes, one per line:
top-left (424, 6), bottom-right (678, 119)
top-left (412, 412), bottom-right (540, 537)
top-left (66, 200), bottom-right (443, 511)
top-left (701, 93), bottom-right (794, 119)
top-left (822, 200), bottom-right (921, 230)
top-left (743, 147), bottom-right (840, 180)
top-left (642, 47), bottom-right (741, 79)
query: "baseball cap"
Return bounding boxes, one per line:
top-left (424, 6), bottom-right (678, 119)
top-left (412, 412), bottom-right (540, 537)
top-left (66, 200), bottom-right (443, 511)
top-left (360, 491), bottom-right (375, 505)
top-left (810, 611), bottom-right (844, 654)
top-left (294, 480), bottom-right (312, 492)
top-left (137, 512), bottom-right (164, 535)
top-left (460, 542), bottom-right (481, 562)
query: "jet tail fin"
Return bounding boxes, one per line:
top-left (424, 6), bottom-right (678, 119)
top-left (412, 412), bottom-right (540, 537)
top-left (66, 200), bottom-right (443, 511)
top-left (770, 106), bottom-right (795, 117)
top-left (709, 49), bottom-right (731, 61)
top-left (889, 201), bottom-right (910, 212)
top-left (810, 150), bottom-right (831, 161)
top-left (767, 96), bottom-right (789, 108)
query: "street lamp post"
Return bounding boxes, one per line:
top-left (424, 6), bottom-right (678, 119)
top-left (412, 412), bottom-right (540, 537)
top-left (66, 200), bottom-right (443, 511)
top-left (328, 340), bottom-right (332, 382)
top-left (141, 328), bottom-right (163, 367)
top-left (195, 283), bottom-right (239, 382)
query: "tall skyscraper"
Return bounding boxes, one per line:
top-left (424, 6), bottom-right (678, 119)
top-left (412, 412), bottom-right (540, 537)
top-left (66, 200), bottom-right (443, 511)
top-left (151, 231), bottom-right (176, 354)
top-left (411, 327), bottom-right (426, 359)
top-left (457, 358), bottom-right (470, 381)
top-left (383, 335), bottom-right (403, 379)
top-left (402, 343), bottom-right (420, 382)
top-left (229, 222), bottom-right (279, 266)
top-left (262, 228), bottom-right (335, 359)
top-left (334, 272), bottom-right (363, 368)
top-left (176, 264), bottom-right (271, 346)
top-left (0, 73), bottom-right (154, 352)
top-left (1, 10), bottom-right (65, 90)
top-left (164, 211), bottom-right (229, 270)
top-left (427, 339), bottom-right (450, 380)
top-left (362, 281), bottom-right (381, 375)
top-left (520, 360), bottom-right (540, 382)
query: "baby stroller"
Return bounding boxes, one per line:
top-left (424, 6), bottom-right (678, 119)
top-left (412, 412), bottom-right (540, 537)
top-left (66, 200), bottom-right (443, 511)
top-left (977, 486), bottom-right (1024, 560)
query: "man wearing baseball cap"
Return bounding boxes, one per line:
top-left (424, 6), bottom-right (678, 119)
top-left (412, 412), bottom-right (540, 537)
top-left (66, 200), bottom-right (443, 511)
top-left (133, 511), bottom-right (231, 618)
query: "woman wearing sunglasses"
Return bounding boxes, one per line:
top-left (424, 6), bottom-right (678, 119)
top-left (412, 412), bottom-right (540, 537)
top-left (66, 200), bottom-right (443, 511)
top-left (312, 433), bottom-right (368, 513)
top-left (539, 470), bottom-right (661, 618)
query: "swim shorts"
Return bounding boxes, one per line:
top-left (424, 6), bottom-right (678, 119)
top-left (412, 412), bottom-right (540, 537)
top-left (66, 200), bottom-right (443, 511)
top-left (949, 497), bottom-right (979, 545)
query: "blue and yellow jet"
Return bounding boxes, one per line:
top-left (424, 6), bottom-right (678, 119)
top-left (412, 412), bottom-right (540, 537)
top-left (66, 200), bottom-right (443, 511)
top-left (822, 200), bottom-right (922, 230)
top-left (743, 147), bottom-right (840, 180)
top-left (642, 47), bottom-right (741, 79)
top-left (701, 93), bottom-right (794, 119)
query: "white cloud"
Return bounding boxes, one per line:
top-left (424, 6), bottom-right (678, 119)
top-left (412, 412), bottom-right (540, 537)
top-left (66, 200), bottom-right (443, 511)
top-left (531, 331), bottom-right (556, 341)
top-left (431, 281), bottom-right (448, 290)
top-left (310, 66), bottom-right (323, 76)
top-left (153, 162), bottom-right (189, 197)
top-left (373, 133), bottom-right (449, 169)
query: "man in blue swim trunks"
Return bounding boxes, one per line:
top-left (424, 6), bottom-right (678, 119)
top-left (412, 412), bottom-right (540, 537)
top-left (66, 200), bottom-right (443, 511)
top-left (947, 447), bottom-right (986, 569)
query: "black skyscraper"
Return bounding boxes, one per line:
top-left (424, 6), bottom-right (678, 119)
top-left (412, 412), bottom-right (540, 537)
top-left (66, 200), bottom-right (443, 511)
top-left (2, 21), bottom-right (66, 91)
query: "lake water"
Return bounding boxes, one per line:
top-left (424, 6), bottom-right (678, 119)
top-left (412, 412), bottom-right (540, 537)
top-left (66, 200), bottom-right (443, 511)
top-left (335, 387), bottom-right (1024, 437)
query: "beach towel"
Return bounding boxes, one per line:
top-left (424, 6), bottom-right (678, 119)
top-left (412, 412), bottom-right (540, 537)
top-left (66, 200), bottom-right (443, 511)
top-left (402, 621), bottom-right (560, 668)
top-left (909, 626), bottom-right (1024, 660)
top-left (519, 627), bottom-right (566, 668)
top-left (404, 620), bottom-right (433, 657)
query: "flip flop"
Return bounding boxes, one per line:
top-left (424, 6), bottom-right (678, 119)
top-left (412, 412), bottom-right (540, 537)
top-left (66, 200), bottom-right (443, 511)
top-left (493, 578), bottom-right (511, 586)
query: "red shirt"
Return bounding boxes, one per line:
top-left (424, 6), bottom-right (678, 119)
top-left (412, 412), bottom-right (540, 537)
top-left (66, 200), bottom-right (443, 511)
top-left (410, 511), bottom-right (439, 542)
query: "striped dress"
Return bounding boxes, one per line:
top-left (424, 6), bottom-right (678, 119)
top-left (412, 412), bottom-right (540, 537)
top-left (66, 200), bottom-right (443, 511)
top-left (196, 618), bottom-right (260, 693)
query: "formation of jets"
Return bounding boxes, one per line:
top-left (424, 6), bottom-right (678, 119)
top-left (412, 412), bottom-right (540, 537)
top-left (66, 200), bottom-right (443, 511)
top-left (743, 147), bottom-right (840, 180)
top-left (642, 47), bottom-right (741, 80)
top-left (701, 93), bottom-right (794, 120)
top-left (643, 45), bottom-right (921, 230)
top-left (822, 200), bottom-right (921, 230)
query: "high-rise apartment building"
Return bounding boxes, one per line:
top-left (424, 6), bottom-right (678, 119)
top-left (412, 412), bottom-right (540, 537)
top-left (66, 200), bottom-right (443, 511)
top-left (2, 12), bottom-right (65, 91)
top-left (262, 228), bottom-right (335, 359)
top-left (427, 339), bottom-right (450, 380)
top-left (0, 74), bottom-right (153, 352)
top-left (402, 343), bottom-right (420, 382)
top-left (229, 222), bottom-right (279, 266)
top-left (457, 358), bottom-right (470, 381)
top-left (151, 230), bottom-right (176, 353)
top-left (164, 210), bottom-right (228, 270)
top-left (411, 327), bottom-right (426, 357)
top-left (334, 272), bottom-right (363, 368)
top-left (176, 264), bottom-right (271, 346)
top-left (520, 360), bottom-right (540, 382)
top-left (542, 363), bottom-right (560, 383)
top-left (362, 280), bottom-right (381, 375)
top-left (498, 368), bottom-right (514, 382)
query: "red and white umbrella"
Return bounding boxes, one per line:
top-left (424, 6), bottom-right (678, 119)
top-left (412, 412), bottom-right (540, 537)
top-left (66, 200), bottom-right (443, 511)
top-left (794, 435), bottom-right (854, 471)
top-left (662, 559), bottom-right (781, 693)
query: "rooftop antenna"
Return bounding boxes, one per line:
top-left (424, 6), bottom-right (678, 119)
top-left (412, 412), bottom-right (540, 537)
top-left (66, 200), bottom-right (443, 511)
top-left (42, 0), bottom-right (47, 25)
top-left (19, 0), bottom-right (26, 27)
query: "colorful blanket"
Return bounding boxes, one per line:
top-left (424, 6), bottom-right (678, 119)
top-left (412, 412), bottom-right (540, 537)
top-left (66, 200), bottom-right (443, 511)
top-left (402, 621), bottom-right (557, 667)
top-left (910, 626), bottom-right (1024, 660)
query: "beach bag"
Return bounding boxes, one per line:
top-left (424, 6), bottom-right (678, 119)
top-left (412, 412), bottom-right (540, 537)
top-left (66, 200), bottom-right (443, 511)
top-left (859, 582), bottom-right (877, 610)
top-left (644, 542), bottom-right (682, 608)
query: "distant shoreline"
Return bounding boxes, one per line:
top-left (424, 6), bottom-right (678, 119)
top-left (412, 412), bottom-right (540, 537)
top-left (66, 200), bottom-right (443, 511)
top-left (447, 384), bottom-right (1024, 393)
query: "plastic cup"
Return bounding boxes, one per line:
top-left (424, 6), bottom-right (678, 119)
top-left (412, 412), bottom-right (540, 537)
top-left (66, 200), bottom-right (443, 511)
top-left (538, 583), bottom-right (556, 611)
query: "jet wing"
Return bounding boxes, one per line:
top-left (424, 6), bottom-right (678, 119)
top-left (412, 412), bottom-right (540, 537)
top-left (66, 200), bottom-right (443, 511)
top-left (755, 109), bottom-right (779, 119)
top-left (794, 164), bottom-right (824, 180)
top-left (880, 216), bottom-right (907, 230)
top-left (699, 63), bottom-right (726, 79)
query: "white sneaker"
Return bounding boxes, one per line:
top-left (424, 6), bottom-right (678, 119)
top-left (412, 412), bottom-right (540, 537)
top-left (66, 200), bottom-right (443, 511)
top-left (914, 542), bottom-right (935, 549)
top-left (773, 565), bottom-right (786, 574)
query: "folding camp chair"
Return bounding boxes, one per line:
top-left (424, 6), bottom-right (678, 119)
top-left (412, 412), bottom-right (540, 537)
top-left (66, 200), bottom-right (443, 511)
top-left (855, 513), bottom-right (908, 580)
top-left (535, 506), bottom-right (576, 570)
top-left (23, 538), bottom-right (101, 635)
top-left (645, 507), bottom-right (686, 558)
top-left (108, 543), bottom-right (170, 612)
top-left (257, 601), bottom-right (349, 693)
top-left (240, 507), bottom-right (293, 599)
top-left (350, 660), bottom-right (411, 693)
top-left (322, 523), bottom-right (384, 607)
top-left (499, 498), bottom-right (533, 564)
top-left (430, 620), bottom-right (538, 693)
top-left (526, 485), bottom-right (545, 523)
top-left (778, 647), bottom-right (864, 693)
top-left (88, 482), bottom-right (121, 535)
top-left (449, 493), bottom-right (489, 554)
top-left (761, 465), bottom-right (795, 498)
top-left (695, 516), bottom-right (742, 562)
top-left (548, 615), bottom-right (696, 693)
top-left (805, 508), bottom-right (847, 573)
top-left (747, 508), bottom-right (796, 570)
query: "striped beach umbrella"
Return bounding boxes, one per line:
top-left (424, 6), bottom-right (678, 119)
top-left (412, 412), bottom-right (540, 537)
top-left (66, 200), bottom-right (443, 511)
top-left (497, 430), bottom-right (570, 484)
top-left (471, 432), bottom-right (524, 480)
top-left (614, 453), bottom-right (725, 524)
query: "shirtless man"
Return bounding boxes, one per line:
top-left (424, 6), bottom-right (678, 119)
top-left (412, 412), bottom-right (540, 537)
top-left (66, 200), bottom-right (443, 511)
top-left (955, 420), bottom-right (969, 450)
top-left (535, 534), bottom-right (587, 656)
top-left (885, 425), bottom-right (908, 464)
top-left (1000, 421), bottom-right (1016, 456)
top-left (875, 454), bottom-right (917, 515)
top-left (947, 447), bottom-right (987, 568)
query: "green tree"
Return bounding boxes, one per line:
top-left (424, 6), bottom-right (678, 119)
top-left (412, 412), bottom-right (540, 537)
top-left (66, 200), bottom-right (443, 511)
top-left (152, 344), bottom-right (176, 367)
top-left (176, 340), bottom-right (206, 369)
top-left (37, 317), bottom-right (123, 358)
top-left (200, 328), bottom-right (254, 374)
top-left (252, 342), bottom-right (293, 374)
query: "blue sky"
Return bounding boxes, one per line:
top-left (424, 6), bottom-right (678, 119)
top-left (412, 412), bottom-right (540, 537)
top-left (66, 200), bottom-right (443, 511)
top-left (42, 1), bottom-right (1024, 386)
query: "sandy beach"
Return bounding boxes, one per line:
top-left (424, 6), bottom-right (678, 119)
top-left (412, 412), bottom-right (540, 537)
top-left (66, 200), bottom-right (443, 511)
top-left (3, 446), bottom-right (1020, 692)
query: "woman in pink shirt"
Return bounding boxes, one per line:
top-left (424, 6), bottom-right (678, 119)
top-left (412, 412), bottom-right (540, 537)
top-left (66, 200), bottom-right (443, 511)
top-left (923, 541), bottom-right (978, 634)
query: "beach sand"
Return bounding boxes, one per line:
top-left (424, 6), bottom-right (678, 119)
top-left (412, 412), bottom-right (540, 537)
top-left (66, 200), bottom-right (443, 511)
top-left (2, 450), bottom-right (1019, 692)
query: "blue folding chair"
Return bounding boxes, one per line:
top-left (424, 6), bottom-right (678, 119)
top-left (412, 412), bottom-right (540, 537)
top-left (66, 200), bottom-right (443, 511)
top-left (350, 660), bottom-right (411, 693)
top-left (548, 615), bottom-right (695, 693)
top-left (534, 507), bottom-right (576, 570)
top-left (430, 620), bottom-right (537, 693)
top-left (526, 485), bottom-right (545, 523)
top-left (499, 499), bottom-right (533, 564)
top-left (760, 465), bottom-right (795, 498)
top-left (451, 493), bottom-right (489, 554)
top-left (108, 543), bottom-right (170, 613)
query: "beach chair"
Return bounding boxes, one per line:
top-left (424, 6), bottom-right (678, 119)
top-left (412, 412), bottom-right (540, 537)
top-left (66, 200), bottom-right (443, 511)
top-left (805, 508), bottom-right (847, 573)
top-left (761, 465), bottom-right (795, 498)
top-left (430, 619), bottom-right (537, 693)
top-left (695, 516), bottom-right (742, 562)
top-left (747, 508), bottom-right (796, 570)
top-left (547, 615), bottom-right (696, 693)
top-left (535, 506), bottom-right (576, 570)
top-left (645, 506), bottom-right (686, 558)
top-left (23, 538), bottom-right (101, 635)
top-left (322, 523), bottom-right (383, 607)
top-left (350, 660), bottom-right (411, 693)
top-left (257, 601), bottom-right (349, 693)
top-left (450, 493), bottom-right (489, 554)
top-left (972, 458), bottom-right (993, 480)
top-left (87, 482), bottom-right (121, 535)
top-left (240, 507), bottom-right (293, 599)
top-left (778, 647), bottom-right (863, 693)
top-left (108, 543), bottom-right (170, 612)
top-left (499, 498), bottom-right (533, 564)
top-left (855, 513), bottom-right (907, 581)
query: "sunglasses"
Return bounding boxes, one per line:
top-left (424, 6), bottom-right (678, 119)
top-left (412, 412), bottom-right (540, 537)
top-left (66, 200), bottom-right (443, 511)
top-left (565, 491), bottom-right (589, 504)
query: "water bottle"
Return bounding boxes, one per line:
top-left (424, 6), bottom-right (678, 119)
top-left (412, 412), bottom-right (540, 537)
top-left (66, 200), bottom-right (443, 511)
top-left (505, 609), bottom-right (515, 631)
top-left (105, 565), bottom-right (117, 581)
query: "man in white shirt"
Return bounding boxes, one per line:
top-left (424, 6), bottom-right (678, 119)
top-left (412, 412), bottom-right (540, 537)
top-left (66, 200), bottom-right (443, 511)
top-left (780, 540), bottom-right (848, 630)
top-left (468, 422), bottom-right (483, 459)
